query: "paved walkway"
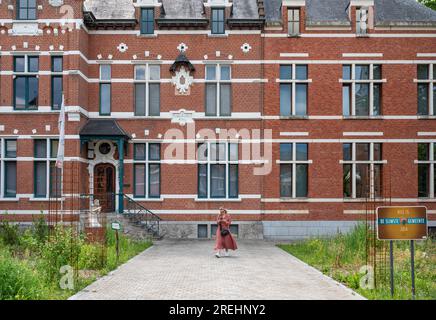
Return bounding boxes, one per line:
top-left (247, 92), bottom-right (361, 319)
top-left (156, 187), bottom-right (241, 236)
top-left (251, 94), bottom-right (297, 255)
top-left (70, 240), bottom-right (364, 300)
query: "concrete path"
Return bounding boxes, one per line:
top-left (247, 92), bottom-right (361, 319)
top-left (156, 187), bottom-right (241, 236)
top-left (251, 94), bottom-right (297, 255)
top-left (70, 240), bottom-right (364, 300)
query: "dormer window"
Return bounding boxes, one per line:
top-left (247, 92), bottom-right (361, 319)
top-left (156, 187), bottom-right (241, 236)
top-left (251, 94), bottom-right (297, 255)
top-left (140, 8), bottom-right (155, 34)
top-left (211, 8), bottom-right (225, 34)
top-left (287, 8), bottom-right (300, 36)
top-left (17, 0), bottom-right (37, 20)
top-left (356, 7), bottom-right (368, 35)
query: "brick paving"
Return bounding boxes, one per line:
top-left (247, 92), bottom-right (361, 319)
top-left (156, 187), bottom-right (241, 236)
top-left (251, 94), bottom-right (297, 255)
top-left (70, 240), bottom-right (364, 300)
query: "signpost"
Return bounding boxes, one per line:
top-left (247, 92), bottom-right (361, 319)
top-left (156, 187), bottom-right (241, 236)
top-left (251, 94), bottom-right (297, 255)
top-left (376, 206), bottom-right (428, 299)
top-left (111, 222), bottom-right (121, 263)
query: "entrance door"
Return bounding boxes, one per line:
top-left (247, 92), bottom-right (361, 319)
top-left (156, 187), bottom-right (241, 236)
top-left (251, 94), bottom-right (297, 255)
top-left (94, 163), bottom-right (116, 212)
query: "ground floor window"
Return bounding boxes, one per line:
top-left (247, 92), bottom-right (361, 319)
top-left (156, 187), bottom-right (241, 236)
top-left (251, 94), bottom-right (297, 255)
top-left (417, 143), bottom-right (435, 198)
top-left (1, 139), bottom-right (17, 198)
top-left (197, 142), bottom-right (238, 199)
top-left (133, 143), bottom-right (161, 198)
top-left (279, 143), bottom-right (309, 198)
top-left (33, 139), bottom-right (60, 198)
top-left (342, 143), bottom-right (384, 199)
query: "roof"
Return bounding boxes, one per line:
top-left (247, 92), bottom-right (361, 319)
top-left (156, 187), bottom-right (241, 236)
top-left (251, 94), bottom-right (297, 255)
top-left (264, 0), bottom-right (436, 26)
top-left (83, 0), bottom-right (135, 20)
top-left (82, 0), bottom-right (436, 27)
top-left (79, 120), bottom-right (131, 139)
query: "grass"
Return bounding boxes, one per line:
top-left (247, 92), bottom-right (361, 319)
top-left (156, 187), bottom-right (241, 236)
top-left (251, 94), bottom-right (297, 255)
top-left (0, 218), bottom-right (152, 300)
top-left (278, 224), bottom-right (436, 300)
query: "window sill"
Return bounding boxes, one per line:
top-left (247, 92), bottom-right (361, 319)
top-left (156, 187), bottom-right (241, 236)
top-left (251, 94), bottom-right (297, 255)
top-left (278, 198), bottom-right (309, 202)
top-left (195, 198), bottom-right (242, 202)
top-left (417, 115), bottom-right (436, 120)
top-left (279, 116), bottom-right (308, 120)
top-left (343, 115), bottom-right (383, 120)
top-left (207, 33), bottom-right (228, 38)
top-left (343, 198), bottom-right (386, 203)
top-left (137, 34), bottom-right (157, 38)
top-left (287, 34), bottom-right (301, 38)
top-left (132, 198), bottom-right (164, 202)
top-left (0, 198), bottom-right (19, 202)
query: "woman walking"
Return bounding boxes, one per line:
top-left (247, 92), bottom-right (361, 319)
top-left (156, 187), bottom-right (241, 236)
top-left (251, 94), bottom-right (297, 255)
top-left (214, 207), bottom-right (238, 258)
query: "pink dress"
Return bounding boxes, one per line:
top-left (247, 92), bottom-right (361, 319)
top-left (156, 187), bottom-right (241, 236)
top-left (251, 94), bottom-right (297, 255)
top-left (214, 214), bottom-right (238, 251)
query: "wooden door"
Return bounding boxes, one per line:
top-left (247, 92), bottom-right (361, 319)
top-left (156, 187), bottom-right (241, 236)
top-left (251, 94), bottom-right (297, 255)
top-left (94, 163), bottom-right (116, 212)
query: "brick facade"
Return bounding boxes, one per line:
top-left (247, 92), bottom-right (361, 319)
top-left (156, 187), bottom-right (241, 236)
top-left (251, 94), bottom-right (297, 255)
top-left (0, 0), bottom-right (435, 239)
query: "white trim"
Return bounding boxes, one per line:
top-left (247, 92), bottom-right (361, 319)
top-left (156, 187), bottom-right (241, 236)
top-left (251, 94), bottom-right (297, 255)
top-left (417, 53), bottom-right (436, 58)
top-left (280, 53), bottom-right (309, 58)
top-left (418, 132), bottom-right (436, 136)
top-left (282, 0), bottom-right (306, 6)
top-left (342, 53), bottom-right (383, 58)
top-left (343, 132), bottom-right (384, 136)
top-left (280, 132), bottom-right (309, 137)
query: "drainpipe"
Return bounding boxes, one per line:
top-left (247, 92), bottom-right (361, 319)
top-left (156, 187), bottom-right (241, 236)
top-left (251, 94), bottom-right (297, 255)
top-left (118, 138), bottom-right (124, 213)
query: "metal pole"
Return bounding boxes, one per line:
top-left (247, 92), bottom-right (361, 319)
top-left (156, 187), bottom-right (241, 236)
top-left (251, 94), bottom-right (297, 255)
top-left (410, 240), bottom-right (415, 300)
top-left (116, 229), bottom-right (119, 264)
top-left (389, 240), bottom-right (394, 298)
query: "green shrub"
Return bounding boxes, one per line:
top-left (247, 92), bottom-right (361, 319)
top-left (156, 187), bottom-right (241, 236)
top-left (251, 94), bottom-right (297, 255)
top-left (78, 244), bottom-right (105, 270)
top-left (31, 215), bottom-right (48, 244)
top-left (0, 249), bottom-right (47, 300)
top-left (0, 217), bottom-right (21, 247)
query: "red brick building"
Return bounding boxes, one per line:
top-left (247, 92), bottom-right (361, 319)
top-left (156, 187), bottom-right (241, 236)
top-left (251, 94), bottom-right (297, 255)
top-left (0, 0), bottom-right (435, 239)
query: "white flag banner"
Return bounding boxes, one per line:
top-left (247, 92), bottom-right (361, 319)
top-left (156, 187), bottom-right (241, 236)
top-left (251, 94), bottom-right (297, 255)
top-left (56, 94), bottom-right (66, 169)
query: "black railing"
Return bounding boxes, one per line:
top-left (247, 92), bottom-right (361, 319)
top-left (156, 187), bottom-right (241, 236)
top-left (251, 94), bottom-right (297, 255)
top-left (121, 194), bottom-right (162, 237)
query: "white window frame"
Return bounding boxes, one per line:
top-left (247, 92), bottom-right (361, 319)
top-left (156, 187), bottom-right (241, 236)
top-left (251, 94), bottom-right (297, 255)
top-left (197, 142), bottom-right (238, 199)
top-left (287, 8), bottom-right (300, 36)
top-left (134, 64), bottom-right (161, 117)
top-left (415, 64), bottom-right (435, 116)
top-left (277, 143), bottom-right (311, 198)
top-left (356, 7), bottom-right (368, 36)
top-left (341, 64), bottom-right (386, 117)
top-left (278, 64), bottom-right (311, 117)
top-left (133, 142), bottom-right (161, 199)
top-left (0, 138), bottom-right (17, 198)
top-left (341, 142), bottom-right (387, 199)
top-left (205, 64), bottom-right (232, 117)
top-left (416, 143), bottom-right (435, 198)
top-left (33, 138), bottom-right (58, 199)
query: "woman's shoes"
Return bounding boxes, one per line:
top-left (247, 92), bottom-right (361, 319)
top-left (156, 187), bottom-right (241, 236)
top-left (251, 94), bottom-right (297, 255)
top-left (224, 251), bottom-right (230, 257)
top-left (215, 252), bottom-right (221, 258)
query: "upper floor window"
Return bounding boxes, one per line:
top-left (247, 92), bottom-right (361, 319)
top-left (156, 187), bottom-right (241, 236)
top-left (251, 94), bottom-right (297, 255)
top-left (0, 139), bottom-right (17, 198)
top-left (140, 8), bottom-right (155, 35)
top-left (417, 64), bottom-right (435, 116)
top-left (34, 139), bottom-right (60, 198)
top-left (99, 65), bottom-right (111, 115)
top-left (205, 64), bottom-right (231, 116)
top-left (417, 143), bottom-right (435, 198)
top-left (279, 143), bottom-right (309, 198)
top-left (211, 8), bottom-right (225, 34)
top-left (133, 143), bottom-right (161, 198)
top-left (356, 7), bottom-right (368, 35)
top-left (51, 56), bottom-right (63, 110)
top-left (198, 142), bottom-right (238, 199)
top-left (342, 64), bottom-right (383, 117)
top-left (17, 0), bottom-right (37, 20)
top-left (14, 55), bottom-right (39, 110)
top-left (287, 9), bottom-right (300, 36)
top-left (280, 64), bottom-right (309, 117)
top-left (342, 143), bottom-right (384, 199)
top-left (134, 65), bottom-right (160, 116)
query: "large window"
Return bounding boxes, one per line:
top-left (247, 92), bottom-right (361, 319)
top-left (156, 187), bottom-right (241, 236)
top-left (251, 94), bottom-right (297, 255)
top-left (280, 65), bottom-right (309, 117)
top-left (287, 9), bottom-right (300, 35)
top-left (417, 64), bottom-right (435, 116)
top-left (14, 55), bottom-right (39, 110)
top-left (34, 139), bottom-right (60, 198)
top-left (0, 139), bottom-right (17, 198)
top-left (417, 143), bottom-right (435, 198)
top-left (342, 64), bottom-right (383, 117)
top-left (342, 143), bottom-right (384, 199)
top-left (17, 0), bottom-right (37, 20)
top-left (140, 8), bottom-right (155, 35)
top-left (99, 65), bottom-right (111, 115)
top-left (211, 8), bottom-right (225, 34)
top-left (205, 64), bottom-right (231, 116)
top-left (133, 143), bottom-right (161, 198)
top-left (198, 142), bottom-right (238, 199)
top-left (134, 65), bottom-right (160, 116)
top-left (279, 143), bottom-right (309, 198)
top-left (51, 56), bottom-right (63, 110)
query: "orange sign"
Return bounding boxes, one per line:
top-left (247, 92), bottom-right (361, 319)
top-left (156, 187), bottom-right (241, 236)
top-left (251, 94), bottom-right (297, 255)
top-left (377, 207), bottom-right (428, 240)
